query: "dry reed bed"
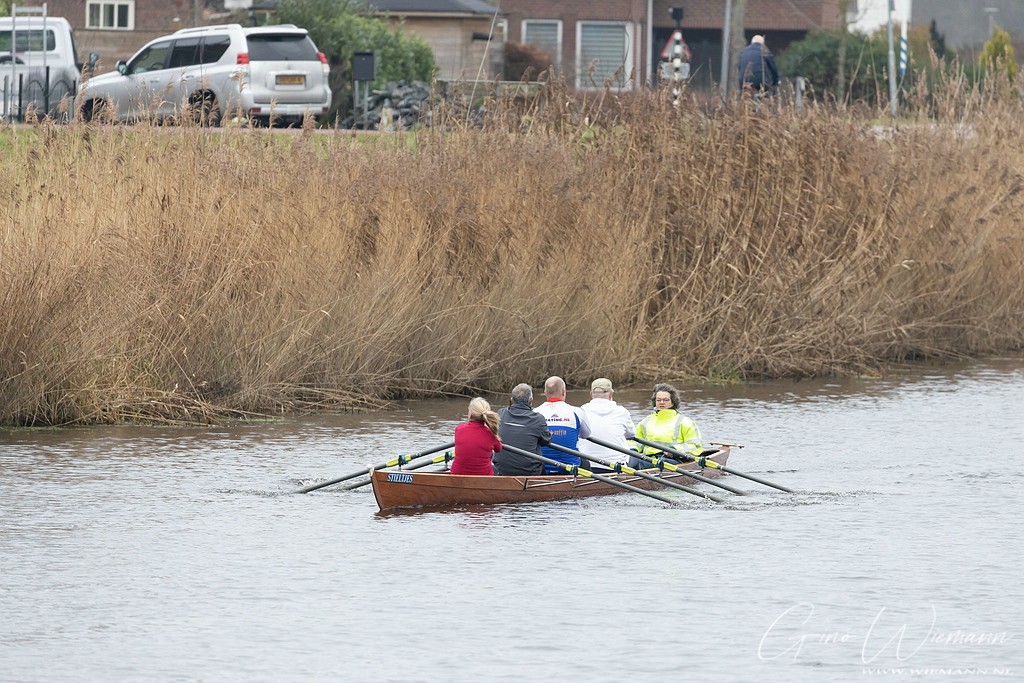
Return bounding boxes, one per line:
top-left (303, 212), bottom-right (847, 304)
top-left (1, 89), bottom-right (1022, 425)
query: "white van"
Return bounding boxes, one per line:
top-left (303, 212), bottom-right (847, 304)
top-left (0, 15), bottom-right (81, 120)
top-left (77, 23), bottom-right (331, 126)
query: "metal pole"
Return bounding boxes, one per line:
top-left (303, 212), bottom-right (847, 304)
top-left (671, 12), bottom-right (683, 108)
top-left (886, 0), bottom-right (897, 116)
top-left (984, 8), bottom-right (999, 40)
top-left (646, 0), bottom-right (654, 87)
top-left (11, 4), bottom-right (17, 123)
top-left (720, 0), bottom-right (732, 100)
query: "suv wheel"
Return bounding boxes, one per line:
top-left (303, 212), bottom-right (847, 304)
top-left (79, 98), bottom-right (106, 123)
top-left (190, 91), bottom-right (221, 127)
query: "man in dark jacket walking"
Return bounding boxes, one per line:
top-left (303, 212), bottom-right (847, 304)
top-left (738, 35), bottom-right (780, 94)
top-left (492, 383), bottom-right (552, 476)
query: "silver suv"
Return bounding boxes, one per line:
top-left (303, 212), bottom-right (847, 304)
top-left (77, 23), bottom-right (330, 126)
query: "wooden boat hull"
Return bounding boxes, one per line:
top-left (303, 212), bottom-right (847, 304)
top-left (370, 447), bottom-right (730, 511)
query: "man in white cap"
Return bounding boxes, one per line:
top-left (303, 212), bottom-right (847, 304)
top-left (577, 378), bottom-right (635, 464)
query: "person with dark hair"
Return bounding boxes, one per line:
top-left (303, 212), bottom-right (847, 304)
top-left (492, 383), bottom-right (552, 476)
top-left (629, 382), bottom-right (703, 469)
top-left (451, 397), bottom-right (502, 475)
top-left (737, 34), bottom-right (779, 94)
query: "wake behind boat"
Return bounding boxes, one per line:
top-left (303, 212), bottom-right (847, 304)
top-left (369, 446), bottom-right (731, 511)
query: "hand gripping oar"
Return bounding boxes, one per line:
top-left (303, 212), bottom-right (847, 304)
top-left (630, 435), bottom-right (793, 493)
top-left (584, 436), bottom-right (749, 496)
top-left (501, 445), bottom-right (678, 506)
top-left (338, 449), bottom-right (454, 491)
top-left (295, 441), bottom-right (456, 494)
top-left (544, 442), bottom-right (724, 503)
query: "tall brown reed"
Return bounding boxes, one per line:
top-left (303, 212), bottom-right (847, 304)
top-left (1, 75), bottom-right (1022, 425)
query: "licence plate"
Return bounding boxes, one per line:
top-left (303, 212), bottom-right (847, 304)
top-left (276, 74), bottom-right (305, 86)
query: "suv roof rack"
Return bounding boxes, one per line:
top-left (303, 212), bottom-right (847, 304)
top-left (173, 23), bottom-right (243, 36)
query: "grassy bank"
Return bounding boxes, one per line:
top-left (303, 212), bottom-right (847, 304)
top-left (2, 82), bottom-right (1023, 425)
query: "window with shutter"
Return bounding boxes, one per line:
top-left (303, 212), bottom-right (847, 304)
top-left (577, 21), bottom-right (634, 89)
top-left (522, 19), bottom-right (561, 68)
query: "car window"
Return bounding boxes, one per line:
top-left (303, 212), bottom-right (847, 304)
top-left (200, 35), bottom-right (231, 65)
top-left (0, 29), bottom-right (56, 52)
top-left (168, 37), bottom-right (200, 69)
top-left (127, 41), bottom-right (172, 74)
top-left (246, 34), bottom-right (318, 61)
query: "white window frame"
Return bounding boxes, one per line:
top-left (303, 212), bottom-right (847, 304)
top-left (521, 19), bottom-right (562, 69)
top-left (576, 21), bottom-right (635, 90)
top-left (85, 1), bottom-right (135, 31)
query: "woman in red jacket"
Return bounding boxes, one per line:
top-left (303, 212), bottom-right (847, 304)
top-left (451, 397), bottom-right (502, 475)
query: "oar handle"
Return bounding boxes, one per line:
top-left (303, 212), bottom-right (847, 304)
top-left (296, 441), bottom-right (455, 494)
top-left (340, 450), bottom-right (454, 491)
top-left (545, 442), bottom-right (721, 502)
top-left (586, 436), bottom-right (747, 495)
top-left (502, 445), bottom-right (677, 506)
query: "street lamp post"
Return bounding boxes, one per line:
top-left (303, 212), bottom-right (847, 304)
top-left (984, 7), bottom-right (999, 40)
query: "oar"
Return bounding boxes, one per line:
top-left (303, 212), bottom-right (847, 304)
top-left (501, 445), bottom-right (680, 506)
top-left (584, 436), bottom-right (749, 496)
top-left (544, 442), bottom-right (725, 503)
top-left (630, 435), bottom-right (793, 493)
top-left (295, 441), bottom-right (456, 494)
top-left (338, 450), bottom-right (454, 491)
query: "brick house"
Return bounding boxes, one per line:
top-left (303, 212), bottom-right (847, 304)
top-left (29, 0), bottom-right (842, 88)
top-left (39, 0), bottom-right (197, 69)
top-left (370, 0), bottom-right (505, 82)
top-left (35, 0), bottom-right (505, 78)
top-left (503, 0), bottom-right (843, 89)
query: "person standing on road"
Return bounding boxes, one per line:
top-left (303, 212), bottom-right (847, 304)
top-left (492, 383), bottom-right (552, 476)
top-left (738, 35), bottom-right (779, 95)
top-left (578, 378), bottom-right (635, 465)
top-left (534, 376), bottom-right (592, 474)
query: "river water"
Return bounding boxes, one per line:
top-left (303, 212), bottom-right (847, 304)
top-left (1, 360), bottom-right (1022, 682)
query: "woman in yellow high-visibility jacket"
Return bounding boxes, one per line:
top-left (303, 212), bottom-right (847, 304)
top-left (627, 383), bottom-right (703, 469)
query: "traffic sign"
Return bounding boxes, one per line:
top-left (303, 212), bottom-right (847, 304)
top-left (661, 31), bottom-right (692, 61)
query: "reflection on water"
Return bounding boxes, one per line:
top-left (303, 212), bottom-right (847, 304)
top-left (1, 358), bottom-right (1023, 682)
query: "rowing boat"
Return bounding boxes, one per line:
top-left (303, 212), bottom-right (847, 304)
top-left (369, 446), bottom-right (730, 511)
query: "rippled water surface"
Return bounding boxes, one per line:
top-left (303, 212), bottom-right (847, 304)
top-left (2, 360), bottom-right (1022, 682)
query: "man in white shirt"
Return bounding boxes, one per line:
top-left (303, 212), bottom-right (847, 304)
top-left (534, 376), bottom-right (592, 473)
top-left (578, 378), bottom-right (635, 464)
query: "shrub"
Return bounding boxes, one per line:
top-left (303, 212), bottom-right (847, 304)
top-left (273, 0), bottom-right (436, 123)
top-left (979, 27), bottom-right (1019, 81)
top-left (504, 41), bottom-right (555, 82)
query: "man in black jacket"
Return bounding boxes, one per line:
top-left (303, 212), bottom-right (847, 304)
top-left (492, 383), bottom-right (552, 476)
top-left (738, 35), bottom-right (780, 94)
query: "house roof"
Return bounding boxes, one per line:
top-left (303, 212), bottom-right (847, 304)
top-left (368, 0), bottom-right (504, 16)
